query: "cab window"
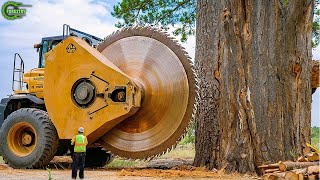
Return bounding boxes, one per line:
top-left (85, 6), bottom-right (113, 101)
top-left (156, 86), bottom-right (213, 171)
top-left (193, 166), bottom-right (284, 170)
top-left (40, 40), bottom-right (48, 68)
top-left (39, 40), bottom-right (60, 68)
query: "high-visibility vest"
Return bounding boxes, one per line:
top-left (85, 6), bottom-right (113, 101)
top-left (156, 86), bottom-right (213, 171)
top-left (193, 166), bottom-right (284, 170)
top-left (71, 134), bottom-right (88, 153)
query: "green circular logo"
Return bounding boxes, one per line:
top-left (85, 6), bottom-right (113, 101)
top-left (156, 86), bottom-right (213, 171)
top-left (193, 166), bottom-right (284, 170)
top-left (1, 1), bottom-right (28, 20)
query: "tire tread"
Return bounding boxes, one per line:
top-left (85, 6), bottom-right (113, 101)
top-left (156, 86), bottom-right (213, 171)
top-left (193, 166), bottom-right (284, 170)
top-left (0, 108), bottom-right (59, 169)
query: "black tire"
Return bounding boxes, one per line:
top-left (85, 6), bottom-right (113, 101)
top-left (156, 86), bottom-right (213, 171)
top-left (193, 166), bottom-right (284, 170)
top-left (0, 108), bottom-right (59, 168)
top-left (85, 147), bottom-right (114, 168)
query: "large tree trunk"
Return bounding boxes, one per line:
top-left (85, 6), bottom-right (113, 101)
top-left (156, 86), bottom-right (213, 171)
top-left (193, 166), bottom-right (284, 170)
top-left (194, 0), bottom-right (313, 173)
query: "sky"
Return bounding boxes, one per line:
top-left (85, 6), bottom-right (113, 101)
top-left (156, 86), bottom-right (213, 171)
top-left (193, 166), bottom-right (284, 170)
top-left (0, 0), bottom-right (318, 126)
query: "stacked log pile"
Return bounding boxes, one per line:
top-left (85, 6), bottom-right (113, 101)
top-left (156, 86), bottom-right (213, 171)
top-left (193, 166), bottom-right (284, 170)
top-left (260, 152), bottom-right (319, 180)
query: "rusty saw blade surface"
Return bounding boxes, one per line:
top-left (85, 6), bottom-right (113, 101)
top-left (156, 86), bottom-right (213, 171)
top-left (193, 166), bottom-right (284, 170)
top-left (97, 27), bottom-right (197, 159)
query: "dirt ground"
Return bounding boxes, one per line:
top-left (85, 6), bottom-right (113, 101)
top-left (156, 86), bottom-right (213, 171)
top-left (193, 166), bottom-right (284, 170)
top-left (0, 145), bottom-right (259, 179)
top-left (0, 161), bottom-right (259, 180)
top-left (0, 167), bottom-right (258, 180)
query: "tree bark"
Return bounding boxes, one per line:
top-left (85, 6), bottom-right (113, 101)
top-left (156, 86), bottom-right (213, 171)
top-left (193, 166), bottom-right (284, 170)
top-left (194, 0), bottom-right (222, 170)
top-left (194, 0), bottom-right (314, 173)
top-left (311, 60), bottom-right (319, 93)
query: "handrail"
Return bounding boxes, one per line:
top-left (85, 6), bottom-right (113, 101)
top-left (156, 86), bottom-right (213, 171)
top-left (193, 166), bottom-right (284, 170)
top-left (62, 24), bottom-right (70, 39)
top-left (12, 53), bottom-right (24, 91)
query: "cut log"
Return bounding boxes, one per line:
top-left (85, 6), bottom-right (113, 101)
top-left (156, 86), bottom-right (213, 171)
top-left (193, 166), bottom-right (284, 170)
top-left (305, 152), bottom-right (319, 162)
top-left (291, 168), bottom-right (307, 174)
top-left (265, 168), bottom-right (280, 173)
top-left (263, 174), bottom-right (281, 180)
top-left (298, 173), bottom-right (305, 180)
top-left (268, 172), bottom-right (286, 180)
top-left (279, 161), bottom-right (320, 172)
top-left (50, 156), bottom-right (73, 164)
top-left (284, 171), bottom-right (299, 180)
top-left (291, 168), bottom-right (307, 180)
top-left (307, 174), bottom-right (319, 180)
top-left (262, 174), bottom-right (272, 180)
top-left (273, 170), bottom-right (282, 173)
top-left (297, 156), bottom-right (308, 162)
top-left (303, 147), bottom-right (312, 156)
top-left (307, 165), bottom-right (320, 174)
top-left (258, 163), bottom-right (280, 169)
top-left (265, 168), bottom-right (307, 180)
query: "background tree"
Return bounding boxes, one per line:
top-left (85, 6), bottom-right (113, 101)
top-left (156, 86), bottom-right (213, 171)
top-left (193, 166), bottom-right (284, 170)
top-left (112, 0), bottom-right (318, 173)
top-left (311, 126), bottom-right (320, 139)
top-left (112, 0), bottom-right (195, 42)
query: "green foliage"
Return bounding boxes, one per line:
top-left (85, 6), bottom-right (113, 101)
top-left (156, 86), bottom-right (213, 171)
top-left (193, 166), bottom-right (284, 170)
top-left (289, 149), bottom-right (298, 160)
top-left (279, 0), bottom-right (289, 6)
top-left (179, 133), bottom-right (195, 144)
top-left (311, 126), bottom-right (320, 138)
top-left (46, 167), bottom-right (52, 180)
top-left (113, 0), bottom-right (320, 45)
top-left (313, 2), bottom-right (320, 48)
top-left (311, 126), bottom-right (320, 150)
top-left (311, 137), bottom-right (320, 150)
top-left (179, 120), bottom-right (195, 144)
top-left (112, 0), bottom-right (196, 42)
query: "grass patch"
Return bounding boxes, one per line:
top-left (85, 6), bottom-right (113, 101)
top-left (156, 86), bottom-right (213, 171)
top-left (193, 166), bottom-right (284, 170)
top-left (105, 159), bottom-right (141, 169)
top-left (105, 144), bottom-right (195, 169)
top-left (311, 137), bottom-right (320, 150)
top-left (160, 144), bottom-right (195, 159)
top-left (0, 157), bottom-right (3, 163)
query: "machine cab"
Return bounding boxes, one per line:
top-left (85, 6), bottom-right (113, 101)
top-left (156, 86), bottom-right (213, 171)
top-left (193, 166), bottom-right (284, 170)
top-left (13, 24), bottom-right (103, 98)
top-left (37, 25), bottom-right (103, 68)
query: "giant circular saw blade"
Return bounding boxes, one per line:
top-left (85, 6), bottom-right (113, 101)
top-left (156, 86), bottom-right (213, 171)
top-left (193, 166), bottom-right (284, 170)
top-left (97, 27), bottom-right (197, 159)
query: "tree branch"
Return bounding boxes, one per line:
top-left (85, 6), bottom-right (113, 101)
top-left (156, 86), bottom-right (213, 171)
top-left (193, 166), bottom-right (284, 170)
top-left (155, 0), bottom-right (191, 25)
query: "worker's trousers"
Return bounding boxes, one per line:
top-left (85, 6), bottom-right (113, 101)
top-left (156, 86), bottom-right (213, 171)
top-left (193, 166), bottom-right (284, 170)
top-left (72, 152), bottom-right (86, 179)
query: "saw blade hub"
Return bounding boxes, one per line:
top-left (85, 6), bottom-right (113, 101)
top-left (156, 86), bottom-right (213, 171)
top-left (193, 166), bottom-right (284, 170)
top-left (72, 79), bottom-right (96, 108)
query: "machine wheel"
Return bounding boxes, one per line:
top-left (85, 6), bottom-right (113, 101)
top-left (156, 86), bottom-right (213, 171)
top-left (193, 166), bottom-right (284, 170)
top-left (85, 147), bottom-right (113, 168)
top-left (0, 108), bottom-right (59, 168)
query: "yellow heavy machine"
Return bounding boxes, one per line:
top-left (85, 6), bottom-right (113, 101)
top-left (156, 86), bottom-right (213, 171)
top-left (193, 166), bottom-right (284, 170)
top-left (0, 25), bottom-right (197, 168)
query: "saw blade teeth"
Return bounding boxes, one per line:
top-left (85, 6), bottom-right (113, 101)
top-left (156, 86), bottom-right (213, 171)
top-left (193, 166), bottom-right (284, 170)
top-left (191, 114), bottom-right (195, 119)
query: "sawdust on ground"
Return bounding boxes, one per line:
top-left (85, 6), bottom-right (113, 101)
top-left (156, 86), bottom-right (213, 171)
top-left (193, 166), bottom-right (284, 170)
top-left (118, 165), bottom-right (257, 179)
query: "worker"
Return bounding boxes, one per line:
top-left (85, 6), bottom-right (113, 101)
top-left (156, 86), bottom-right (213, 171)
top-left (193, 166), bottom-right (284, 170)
top-left (71, 127), bottom-right (88, 179)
